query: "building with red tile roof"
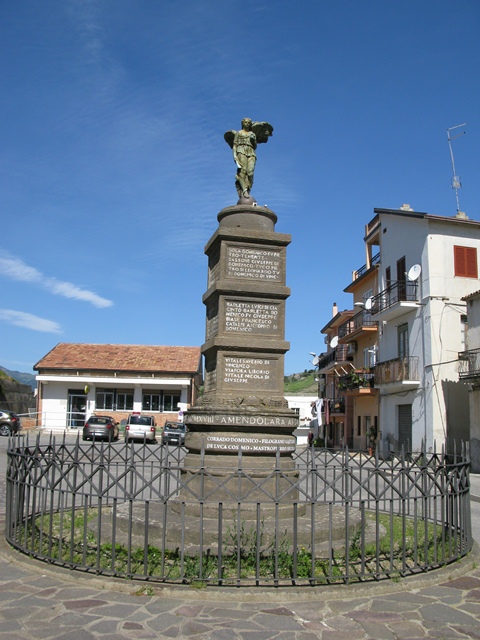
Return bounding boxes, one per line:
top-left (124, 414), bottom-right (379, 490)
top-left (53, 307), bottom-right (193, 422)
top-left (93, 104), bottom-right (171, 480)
top-left (34, 343), bottom-right (202, 431)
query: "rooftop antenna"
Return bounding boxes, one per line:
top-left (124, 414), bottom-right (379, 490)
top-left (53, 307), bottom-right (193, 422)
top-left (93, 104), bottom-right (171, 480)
top-left (447, 123), bottom-right (467, 214)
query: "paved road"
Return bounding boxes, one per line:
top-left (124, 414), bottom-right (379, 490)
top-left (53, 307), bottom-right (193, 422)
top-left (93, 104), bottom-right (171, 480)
top-left (1, 432), bottom-right (480, 639)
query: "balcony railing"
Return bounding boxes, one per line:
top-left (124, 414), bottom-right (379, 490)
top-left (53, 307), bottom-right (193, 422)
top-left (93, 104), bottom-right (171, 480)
top-left (370, 280), bottom-right (418, 315)
top-left (338, 310), bottom-right (379, 339)
top-left (317, 345), bottom-right (352, 371)
top-left (374, 356), bottom-right (419, 385)
top-left (339, 371), bottom-right (375, 391)
top-left (353, 252), bottom-right (380, 280)
top-left (458, 348), bottom-right (480, 379)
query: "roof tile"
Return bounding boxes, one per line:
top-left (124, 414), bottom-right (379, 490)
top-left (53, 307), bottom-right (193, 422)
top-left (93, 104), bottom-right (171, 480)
top-left (35, 343), bottom-right (202, 374)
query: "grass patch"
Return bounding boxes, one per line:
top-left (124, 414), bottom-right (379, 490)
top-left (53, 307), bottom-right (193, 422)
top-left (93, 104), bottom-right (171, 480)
top-left (21, 507), bottom-right (460, 586)
top-left (283, 371), bottom-right (317, 394)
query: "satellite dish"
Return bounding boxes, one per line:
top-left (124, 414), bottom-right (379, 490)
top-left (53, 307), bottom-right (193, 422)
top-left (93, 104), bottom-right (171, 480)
top-left (312, 356), bottom-right (319, 366)
top-left (330, 336), bottom-right (339, 348)
top-left (365, 297), bottom-right (373, 311)
top-left (407, 264), bottom-right (422, 281)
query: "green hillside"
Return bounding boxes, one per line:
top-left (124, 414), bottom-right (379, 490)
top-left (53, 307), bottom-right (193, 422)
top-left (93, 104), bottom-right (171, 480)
top-left (0, 366), bottom-right (36, 390)
top-left (284, 371), bottom-right (318, 395)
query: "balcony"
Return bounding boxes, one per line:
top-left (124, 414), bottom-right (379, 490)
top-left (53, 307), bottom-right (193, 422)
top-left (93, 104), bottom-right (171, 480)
top-left (317, 345), bottom-right (353, 373)
top-left (338, 310), bottom-right (379, 343)
top-left (338, 371), bottom-right (377, 396)
top-left (458, 348), bottom-right (480, 380)
top-left (370, 280), bottom-right (419, 321)
top-left (374, 356), bottom-right (420, 392)
top-left (352, 252), bottom-right (380, 281)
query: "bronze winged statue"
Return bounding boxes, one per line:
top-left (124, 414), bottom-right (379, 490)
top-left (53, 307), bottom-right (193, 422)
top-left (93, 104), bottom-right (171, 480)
top-left (224, 118), bottom-right (274, 199)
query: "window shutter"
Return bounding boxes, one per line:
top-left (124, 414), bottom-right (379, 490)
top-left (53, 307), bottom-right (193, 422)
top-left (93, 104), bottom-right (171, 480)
top-left (466, 247), bottom-right (478, 278)
top-left (454, 246), bottom-right (478, 278)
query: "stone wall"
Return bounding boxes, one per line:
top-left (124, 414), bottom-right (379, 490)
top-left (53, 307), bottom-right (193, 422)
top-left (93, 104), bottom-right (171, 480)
top-left (0, 379), bottom-right (35, 415)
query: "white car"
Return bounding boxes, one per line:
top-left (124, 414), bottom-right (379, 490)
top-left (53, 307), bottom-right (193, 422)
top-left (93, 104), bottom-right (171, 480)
top-left (124, 413), bottom-right (156, 443)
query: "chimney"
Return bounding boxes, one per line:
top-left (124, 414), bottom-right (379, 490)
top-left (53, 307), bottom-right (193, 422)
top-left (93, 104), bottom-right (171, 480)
top-left (332, 302), bottom-right (338, 317)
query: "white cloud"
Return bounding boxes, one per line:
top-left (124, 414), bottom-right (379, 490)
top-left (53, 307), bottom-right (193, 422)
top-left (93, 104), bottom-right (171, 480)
top-left (0, 254), bottom-right (42, 283)
top-left (0, 253), bottom-right (113, 308)
top-left (0, 310), bottom-right (62, 334)
top-left (44, 278), bottom-right (112, 308)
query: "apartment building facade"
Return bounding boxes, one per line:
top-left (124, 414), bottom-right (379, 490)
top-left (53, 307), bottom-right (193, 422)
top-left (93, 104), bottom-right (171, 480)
top-left (318, 206), bottom-right (480, 455)
top-left (458, 290), bottom-right (480, 472)
top-left (317, 305), bottom-right (355, 448)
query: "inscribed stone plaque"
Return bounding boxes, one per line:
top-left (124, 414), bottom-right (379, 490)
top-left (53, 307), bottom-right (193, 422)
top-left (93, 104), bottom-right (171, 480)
top-left (223, 355), bottom-right (276, 391)
top-left (204, 433), bottom-right (296, 453)
top-left (224, 299), bottom-right (280, 335)
top-left (226, 246), bottom-right (282, 281)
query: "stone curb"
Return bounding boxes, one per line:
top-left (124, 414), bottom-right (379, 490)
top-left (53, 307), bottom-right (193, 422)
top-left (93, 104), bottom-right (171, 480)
top-left (2, 518), bottom-right (479, 603)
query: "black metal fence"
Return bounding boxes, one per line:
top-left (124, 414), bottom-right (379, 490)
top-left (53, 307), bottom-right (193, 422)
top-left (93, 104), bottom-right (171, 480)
top-left (5, 434), bottom-right (472, 587)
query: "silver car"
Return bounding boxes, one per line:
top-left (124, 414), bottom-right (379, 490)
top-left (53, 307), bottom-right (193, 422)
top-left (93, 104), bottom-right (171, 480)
top-left (124, 413), bottom-right (156, 443)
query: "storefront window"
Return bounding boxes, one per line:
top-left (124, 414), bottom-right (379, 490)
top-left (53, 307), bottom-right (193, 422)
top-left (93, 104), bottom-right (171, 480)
top-left (142, 392), bottom-right (161, 412)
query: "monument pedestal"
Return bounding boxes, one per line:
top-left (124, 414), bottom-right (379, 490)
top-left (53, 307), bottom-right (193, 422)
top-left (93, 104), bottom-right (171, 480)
top-left (184, 203), bottom-right (299, 501)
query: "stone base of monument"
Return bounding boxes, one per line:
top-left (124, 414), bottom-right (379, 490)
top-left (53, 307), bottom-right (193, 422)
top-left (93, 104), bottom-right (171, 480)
top-left (179, 452), bottom-right (298, 507)
top-left (97, 501), bottom-right (375, 557)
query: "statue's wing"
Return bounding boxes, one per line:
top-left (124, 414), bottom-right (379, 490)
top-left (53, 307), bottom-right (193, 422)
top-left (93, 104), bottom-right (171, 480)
top-left (224, 130), bottom-right (236, 148)
top-left (252, 121), bottom-right (273, 144)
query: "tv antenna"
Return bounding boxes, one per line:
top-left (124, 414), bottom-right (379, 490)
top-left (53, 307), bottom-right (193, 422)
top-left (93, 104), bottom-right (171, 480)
top-left (447, 123), bottom-right (467, 213)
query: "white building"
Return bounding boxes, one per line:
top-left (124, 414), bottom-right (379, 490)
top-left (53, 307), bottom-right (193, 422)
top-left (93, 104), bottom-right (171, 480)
top-left (366, 207), bottom-right (479, 454)
top-left (34, 343), bottom-right (203, 430)
top-left (458, 290), bottom-right (480, 472)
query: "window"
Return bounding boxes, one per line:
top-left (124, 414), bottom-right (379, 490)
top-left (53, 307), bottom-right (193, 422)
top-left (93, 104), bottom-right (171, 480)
top-left (461, 314), bottom-right (468, 350)
top-left (363, 347), bottom-right (376, 368)
top-left (454, 246), bottom-right (478, 278)
top-left (96, 389), bottom-right (133, 411)
top-left (96, 389), bottom-right (114, 411)
top-left (141, 391), bottom-right (181, 412)
top-left (117, 391), bottom-right (133, 411)
top-left (363, 289), bottom-right (373, 304)
top-left (163, 392), bottom-right (181, 412)
top-left (357, 415), bottom-right (361, 437)
top-left (142, 392), bottom-right (161, 412)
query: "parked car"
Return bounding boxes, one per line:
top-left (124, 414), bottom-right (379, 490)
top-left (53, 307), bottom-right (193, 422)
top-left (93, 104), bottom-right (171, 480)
top-left (125, 413), bottom-right (156, 443)
top-left (82, 415), bottom-right (119, 442)
top-left (162, 421), bottom-right (186, 445)
top-left (0, 409), bottom-right (22, 436)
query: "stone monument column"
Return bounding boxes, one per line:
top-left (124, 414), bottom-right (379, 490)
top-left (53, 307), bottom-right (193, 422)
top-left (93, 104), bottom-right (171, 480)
top-left (183, 202), bottom-right (299, 495)
top-left (183, 119), bottom-right (298, 501)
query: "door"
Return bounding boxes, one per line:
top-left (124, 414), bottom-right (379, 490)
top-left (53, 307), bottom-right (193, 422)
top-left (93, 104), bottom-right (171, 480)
top-left (68, 392), bottom-right (87, 428)
top-left (397, 404), bottom-right (412, 452)
top-left (397, 324), bottom-right (409, 379)
top-left (385, 267), bottom-right (391, 307)
top-left (397, 256), bottom-right (406, 301)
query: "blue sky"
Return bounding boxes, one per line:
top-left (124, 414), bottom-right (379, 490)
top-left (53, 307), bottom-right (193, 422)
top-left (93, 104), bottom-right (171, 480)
top-left (1, 0), bottom-right (479, 376)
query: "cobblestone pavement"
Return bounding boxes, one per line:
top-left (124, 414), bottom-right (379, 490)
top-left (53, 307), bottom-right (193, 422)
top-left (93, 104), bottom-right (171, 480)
top-left (1, 444), bottom-right (479, 639)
